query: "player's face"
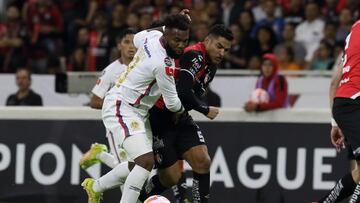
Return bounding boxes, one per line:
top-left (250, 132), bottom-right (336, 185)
top-left (165, 28), bottom-right (189, 57)
top-left (16, 70), bottom-right (31, 91)
top-left (261, 59), bottom-right (273, 77)
top-left (205, 36), bottom-right (231, 65)
top-left (118, 34), bottom-right (136, 59)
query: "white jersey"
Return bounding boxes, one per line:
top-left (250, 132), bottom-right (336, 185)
top-left (107, 30), bottom-right (182, 116)
top-left (92, 60), bottom-right (126, 99)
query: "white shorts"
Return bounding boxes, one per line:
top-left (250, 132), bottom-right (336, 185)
top-left (102, 94), bottom-right (153, 161)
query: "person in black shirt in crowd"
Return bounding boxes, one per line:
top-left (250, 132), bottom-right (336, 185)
top-left (6, 68), bottom-right (42, 106)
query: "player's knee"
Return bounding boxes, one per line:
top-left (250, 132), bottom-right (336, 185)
top-left (160, 172), bottom-right (181, 187)
top-left (192, 153), bottom-right (211, 172)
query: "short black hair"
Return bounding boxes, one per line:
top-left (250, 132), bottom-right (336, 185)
top-left (164, 14), bottom-right (190, 31)
top-left (208, 24), bottom-right (234, 41)
top-left (116, 28), bottom-right (136, 43)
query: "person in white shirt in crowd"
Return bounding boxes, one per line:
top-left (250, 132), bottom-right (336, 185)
top-left (295, 2), bottom-right (325, 63)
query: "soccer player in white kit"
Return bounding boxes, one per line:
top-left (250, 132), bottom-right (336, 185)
top-left (79, 29), bottom-right (137, 170)
top-left (81, 14), bottom-right (190, 203)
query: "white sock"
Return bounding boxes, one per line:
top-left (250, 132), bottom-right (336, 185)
top-left (120, 165), bottom-right (150, 203)
top-left (96, 151), bottom-right (119, 168)
top-left (92, 161), bottom-right (130, 192)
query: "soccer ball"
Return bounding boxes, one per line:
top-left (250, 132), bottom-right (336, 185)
top-left (144, 195), bottom-right (170, 203)
top-left (250, 88), bottom-right (269, 104)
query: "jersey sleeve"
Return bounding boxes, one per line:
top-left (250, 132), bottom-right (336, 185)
top-left (91, 68), bottom-right (113, 99)
top-left (153, 62), bottom-right (183, 113)
top-left (177, 51), bottom-right (209, 115)
top-left (133, 30), bottom-right (163, 49)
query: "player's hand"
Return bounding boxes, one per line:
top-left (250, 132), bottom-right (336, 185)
top-left (179, 9), bottom-right (191, 22)
top-left (173, 107), bottom-right (188, 124)
top-left (330, 126), bottom-right (345, 152)
top-left (244, 101), bottom-right (258, 112)
top-left (206, 106), bottom-right (219, 120)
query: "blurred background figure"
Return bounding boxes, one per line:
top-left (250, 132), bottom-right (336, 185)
top-left (6, 68), bottom-right (43, 106)
top-left (0, 4), bottom-right (27, 73)
top-left (244, 53), bottom-right (288, 112)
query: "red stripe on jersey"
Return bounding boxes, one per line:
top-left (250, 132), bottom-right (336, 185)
top-left (115, 100), bottom-right (129, 137)
top-left (134, 80), bottom-right (156, 105)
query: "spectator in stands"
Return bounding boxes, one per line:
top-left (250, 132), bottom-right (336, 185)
top-left (252, 0), bottom-right (282, 23)
top-left (251, 0), bottom-right (285, 40)
top-left (6, 68), bottom-right (42, 106)
top-left (109, 3), bottom-right (128, 46)
top-left (309, 40), bottom-right (335, 70)
top-left (220, 0), bottom-right (242, 27)
top-left (336, 8), bottom-right (353, 43)
top-left (126, 12), bottom-right (140, 30)
top-left (0, 4), bottom-right (27, 73)
top-left (295, 2), bottom-right (325, 63)
top-left (322, 22), bottom-right (337, 47)
top-left (238, 10), bottom-right (255, 42)
top-left (282, 0), bottom-right (304, 26)
top-left (67, 47), bottom-right (86, 71)
top-left (223, 23), bottom-right (247, 69)
top-left (274, 23), bottom-right (306, 67)
top-left (277, 46), bottom-right (302, 70)
top-left (26, 0), bottom-right (64, 73)
top-left (247, 26), bottom-right (277, 69)
top-left (244, 53), bottom-right (288, 112)
top-left (87, 11), bottom-right (110, 71)
top-left (139, 12), bottom-right (153, 30)
top-left (205, 0), bottom-right (222, 26)
top-left (192, 21), bottom-right (209, 44)
top-left (321, 0), bottom-right (340, 23)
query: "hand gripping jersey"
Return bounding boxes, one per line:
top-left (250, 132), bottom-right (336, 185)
top-left (92, 59), bottom-right (126, 99)
top-left (106, 30), bottom-right (182, 116)
top-left (155, 42), bottom-right (216, 115)
top-left (336, 20), bottom-right (360, 99)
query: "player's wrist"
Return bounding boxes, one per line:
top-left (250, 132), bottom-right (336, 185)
top-left (331, 117), bottom-right (338, 127)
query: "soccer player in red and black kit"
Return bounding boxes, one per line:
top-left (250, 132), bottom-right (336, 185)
top-left (139, 24), bottom-right (233, 203)
top-left (316, 20), bottom-right (360, 203)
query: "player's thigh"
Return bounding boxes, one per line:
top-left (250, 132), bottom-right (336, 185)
top-left (153, 130), bottom-right (178, 169)
top-left (333, 98), bottom-right (360, 160)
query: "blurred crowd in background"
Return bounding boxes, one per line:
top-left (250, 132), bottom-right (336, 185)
top-left (0, 0), bottom-right (358, 74)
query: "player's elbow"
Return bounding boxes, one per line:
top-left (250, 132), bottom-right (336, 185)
top-left (90, 95), bottom-right (103, 109)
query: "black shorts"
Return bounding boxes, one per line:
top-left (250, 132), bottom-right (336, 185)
top-left (333, 97), bottom-right (360, 160)
top-left (149, 106), bottom-right (206, 168)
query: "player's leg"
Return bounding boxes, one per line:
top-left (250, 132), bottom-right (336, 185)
top-left (171, 160), bottom-right (190, 203)
top-left (80, 130), bottom-right (121, 169)
top-left (179, 120), bottom-right (211, 203)
top-left (138, 130), bottom-right (180, 201)
top-left (183, 144), bottom-right (211, 203)
top-left (317, 98), bottom-right (360, 203)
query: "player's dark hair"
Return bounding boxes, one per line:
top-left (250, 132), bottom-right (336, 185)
top-left (163, 14), bottom-right (190, 31)
top-left (116, 28), bottom-right (136, 43)
top-left (208, 24), bottom-right (234, 41)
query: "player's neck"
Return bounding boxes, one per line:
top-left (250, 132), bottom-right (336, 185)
top-left (119, 57), bottom-right (131, 66)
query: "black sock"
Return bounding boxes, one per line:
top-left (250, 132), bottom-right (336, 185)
top-left (138, 175), bottom-right (168, 201)
top-left (349, 183), bottom-right (360, 203)
top-left (192, 172), bottom-right (210, 203)
top-left (172, 172), bottom-right (189, 203)
top-left (318, 173), bottom-right (356, 203)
